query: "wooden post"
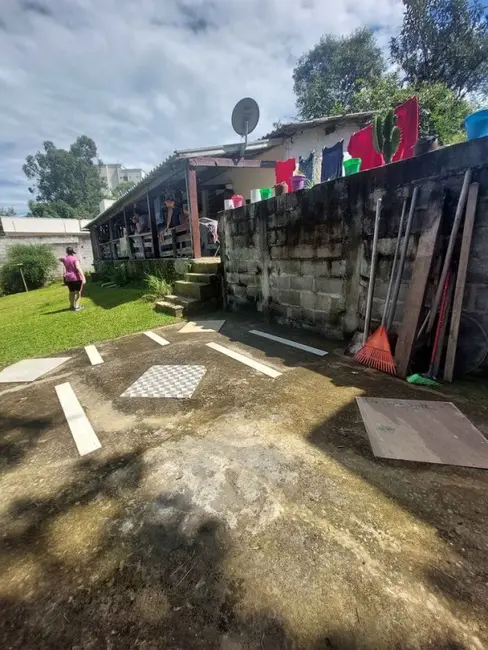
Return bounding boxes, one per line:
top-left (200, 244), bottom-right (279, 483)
top-left (122, 207), bottom-right (134, 259)
top-left (108, 217), bottom-right (116, 259)
top-left (147, 193), bottom-right (160, 258)
top-left (90, 228), bottom-right (100, 262)
top-left (186, 165), bottom-right (201, 259)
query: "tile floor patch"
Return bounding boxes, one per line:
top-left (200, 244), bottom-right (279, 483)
top-left (179, 320), bottom-right (226, 334)
top-left (0, 357), bottom-right (71, 383)
top-left (121, 365), bottom-right (206, 398)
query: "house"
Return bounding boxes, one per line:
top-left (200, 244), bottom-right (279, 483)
top-left (0, 217), bottom-right (94, 276)
top-left (87, 111), bottom-right (373, 262)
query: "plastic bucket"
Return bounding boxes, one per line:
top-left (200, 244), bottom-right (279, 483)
top-left (291, 175), bottom-right (306, 191)
top-left (231, 194), bottom-right (244, 208)
top-left (343, 158), bottom-right (361, 176)
top-left (260, 188), bottom-right (273, 200)
top-left (464, 109), bottom-right (488, 141)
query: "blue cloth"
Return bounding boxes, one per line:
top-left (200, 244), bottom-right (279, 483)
top-left (321, 140), bottom-right (344, 182)
top-left (299, 152), bottom-right (314, 183)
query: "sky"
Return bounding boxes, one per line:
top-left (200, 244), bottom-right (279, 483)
top-left (0, 0), bottom-right (404, 214)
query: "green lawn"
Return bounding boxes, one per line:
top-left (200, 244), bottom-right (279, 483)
top-left (0, 282), bottom-right (176, 367)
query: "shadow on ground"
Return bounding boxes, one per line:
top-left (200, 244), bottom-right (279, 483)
top-left (76, 281), bottom-right (146, 310)
top-left (0, 444), bottom-right (473, 649)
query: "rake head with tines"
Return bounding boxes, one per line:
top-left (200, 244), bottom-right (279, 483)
top-left (354, 325), bottom-right (397, 375)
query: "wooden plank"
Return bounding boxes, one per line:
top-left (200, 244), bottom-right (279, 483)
top-left (444, 183), bottom-right (479, 382)
top-left (188, 157), bottom-right (276, 169)
top-left (356, 397), bottom-right (488, 468)
top-left (147, 194), bottom-right (160, 259)
top-left (395, 196), bottom-right (443, 378)
top-left (186, 165), bottom-right (201, 258)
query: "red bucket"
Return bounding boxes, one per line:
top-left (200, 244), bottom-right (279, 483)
top-left (231, 194), bottom-right (244, 208)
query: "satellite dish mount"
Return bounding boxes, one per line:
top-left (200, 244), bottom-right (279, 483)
top-left (231, 98), bottom-right (260, 158)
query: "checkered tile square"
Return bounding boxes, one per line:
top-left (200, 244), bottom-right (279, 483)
top-left (121, 365), bottom-right (206, 399)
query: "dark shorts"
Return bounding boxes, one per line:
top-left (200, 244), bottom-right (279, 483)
top-left (66, 280), bottom-right (82, 292)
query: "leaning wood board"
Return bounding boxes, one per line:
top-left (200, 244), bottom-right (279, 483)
top-left (356, 398), bottom-right (488, 468)
top-left (395, 196), bottom-right (443, 378)
top-left (444, 183), bottom-right (479, 382)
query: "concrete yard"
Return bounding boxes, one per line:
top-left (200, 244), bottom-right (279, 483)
top-left (1, 315), bottom-right (488, 649)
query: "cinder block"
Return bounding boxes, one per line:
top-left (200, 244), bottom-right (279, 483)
top-left (300, 291), bottom-right (316, 310)
top-left (269, 274), bottom-right (290, 290)
top-left (280, 290), bottom-right (301, 307)
top-left (302, 309), bottom-right (317, 324)
top-left (316, 293), bottom-right (332, 312)
top-left (315, 277), bottom-right (343, 294)
top-left (301, 261), bottom-right (330, 277)
top-left (291, 276), bottom-right (314, 291)
top-left (316, 243), bottom-right (342, 259)
top-left (474, 285), bottom-right (488, 312)
top-left (330, 260), bottom-right (346, 277)
top-left (279, 260), bottom-right (302, 275)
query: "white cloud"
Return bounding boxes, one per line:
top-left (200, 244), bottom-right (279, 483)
top-left (0, 0), bottom-right (403, 213)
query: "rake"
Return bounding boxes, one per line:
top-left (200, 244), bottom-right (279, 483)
top-left (354, 196), bottom-right (409, 376)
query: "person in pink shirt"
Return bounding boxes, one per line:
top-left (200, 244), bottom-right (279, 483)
top-left (60, 247), bottom-right (86, 312)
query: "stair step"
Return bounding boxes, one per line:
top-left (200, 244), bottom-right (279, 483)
top-left (155, 300), bottom-right (183, 317)
top-left (191, 260), bottom-right (220, 275)
top-left (174, 280), bottom-right (217, 301)
top-left (185, 272), bottom-right (218, 284)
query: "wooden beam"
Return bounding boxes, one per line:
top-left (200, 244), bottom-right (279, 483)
top-left (395, 194), bottom-right (443, 379)
top-left (444, 182), bottom-right (479, 382)
top-left (146, 194), bottom-right (160, 258)
top-left (186, 166), bottom-right (201, 259)
top-left (188, 157), bottom-right (276, 169)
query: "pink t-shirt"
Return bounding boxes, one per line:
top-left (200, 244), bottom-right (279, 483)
top-left (61, 255), bottom-right (80, 282)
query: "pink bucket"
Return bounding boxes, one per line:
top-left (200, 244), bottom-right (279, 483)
top-left (231, 194), bottom-right (244, 208)
top-left (291, 175), bottom-right (306, 191)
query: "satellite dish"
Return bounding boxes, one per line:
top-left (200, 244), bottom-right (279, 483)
top-left (232, 98), bottom-right (260, 156)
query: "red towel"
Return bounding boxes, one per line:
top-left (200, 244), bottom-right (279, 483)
top-left (275, 158), bottom-right (296, 192)
top-left (348, 97), bottom-right (419, 171)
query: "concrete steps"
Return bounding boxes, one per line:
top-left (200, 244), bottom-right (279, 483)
top-left (155, 257), bottom-right (221, 317)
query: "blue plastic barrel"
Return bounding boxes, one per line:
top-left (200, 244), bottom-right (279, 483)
top-left (464, 109), bottom-right (488, 141)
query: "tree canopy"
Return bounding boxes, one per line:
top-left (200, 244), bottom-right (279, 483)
top-left (350, 73), bottom-right (472, 144)
top-left (23, 136), bottom-right (106, 219)
top-left (112, 180), bottom-right (136, 199)
top-left (293, 28), bottom-right (384, 119)
top-left (390, 0), bottom-right (488, 98)
top-left (0, 206), bottom-right (16, 216)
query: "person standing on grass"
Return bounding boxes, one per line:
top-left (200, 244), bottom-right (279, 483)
top-left (60, 246), bottom-right (86, 312)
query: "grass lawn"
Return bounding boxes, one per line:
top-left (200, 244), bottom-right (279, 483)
top-left (0, 281), bottom-right (176, 367)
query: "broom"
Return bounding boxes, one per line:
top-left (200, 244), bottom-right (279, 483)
top-left (407, 271), bottom-right (452, 386)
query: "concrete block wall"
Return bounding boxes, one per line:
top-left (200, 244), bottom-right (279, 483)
top-left (221, 136), bottom-right (488, 343)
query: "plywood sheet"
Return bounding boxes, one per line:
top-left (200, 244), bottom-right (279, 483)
top-left (356, 397), bottom-right (488, 469)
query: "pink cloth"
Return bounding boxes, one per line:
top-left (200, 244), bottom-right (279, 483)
top-left (61, 255), bottom-right (80, 282)
top-left (347, 97), bottom-right (419, 171)
top-left (275, 158), bottom-right (296, 192)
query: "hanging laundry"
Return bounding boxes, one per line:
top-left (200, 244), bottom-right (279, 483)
top-left (299, 152), bottom-right (314, 184)
top-left (275, 158), bottom-right (296, 193)
top-left (321, 140), bottom-right (344, 182)
top-left (347, 96), bottom-right (419, 171)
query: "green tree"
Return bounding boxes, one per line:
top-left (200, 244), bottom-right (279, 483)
top-left (390, 0), bottom-right (488, 98)
top-left (112, 180), bottom-right (136, 199)
top-left (351, 73), bottom-right (473, 144)
top-left (293, 28), bottom-right (385, 119)
top-left (23, 136), bottom-right (106, 219)
top-left (0, 206), bottom-right (16, 216)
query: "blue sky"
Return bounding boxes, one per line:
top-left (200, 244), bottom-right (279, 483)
top-left (0, 0), bottom-right (405, 214)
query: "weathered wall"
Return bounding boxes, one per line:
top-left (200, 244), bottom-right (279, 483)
top-left (220, 136), bottom-right (488, 341)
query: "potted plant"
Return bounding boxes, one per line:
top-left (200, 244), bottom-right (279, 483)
top-left (373, 109), bottom-right (401, 164)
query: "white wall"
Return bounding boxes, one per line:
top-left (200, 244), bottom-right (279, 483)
top-left (0, 233), bottom-right (94, 276)
top-left (200, 122), bottom-right (361, 201)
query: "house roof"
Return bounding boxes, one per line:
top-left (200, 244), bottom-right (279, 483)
top-left (87, 138), bottom-right (281, 227)
top-left (0, 217), bottom-right (91, 236)
top-left (264, 111), bottom-right (374, 139)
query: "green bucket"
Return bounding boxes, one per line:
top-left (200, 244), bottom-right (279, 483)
top-left (260, 188), bottom-right (273, 200)
top-left (343, 158), bottom-right (361, 176)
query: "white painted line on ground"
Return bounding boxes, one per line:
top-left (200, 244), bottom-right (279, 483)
top-left (55, 382), bottom-right (101, 456)
top-left (206, 342), bottom-right (282, 378)
top-left (249, 330), bottom-right (328, 357)
top-left (85, 345), bottom-right (104, 365)
top-left (144, 331), bottom-right (170, 346)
